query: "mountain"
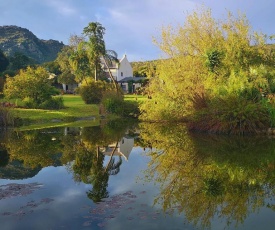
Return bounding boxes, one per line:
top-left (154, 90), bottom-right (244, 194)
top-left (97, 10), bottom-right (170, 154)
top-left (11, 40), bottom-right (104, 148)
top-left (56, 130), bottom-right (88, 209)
top-left (0, 25), bottom-right (65, 63)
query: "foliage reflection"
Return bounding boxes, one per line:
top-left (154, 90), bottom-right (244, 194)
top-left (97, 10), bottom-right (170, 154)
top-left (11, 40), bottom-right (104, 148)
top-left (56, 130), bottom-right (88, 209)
top-left (61, 119), bottom-right (137, 202)
top-left (139, 123), bottom-right (275, 229)
top-left (0, 119), bottom-right (137, 202)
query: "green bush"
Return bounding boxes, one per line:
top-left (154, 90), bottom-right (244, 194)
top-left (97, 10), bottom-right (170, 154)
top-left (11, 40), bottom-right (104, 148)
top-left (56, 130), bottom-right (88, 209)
top-left (188, 94), bottom-right (270, 134)
top-left (101, 92), bottom-right (140, 118)
top-left (262, 95), bottom-right (275, 127)
top-left (121, 100), bottom-right (140, 118)
top-left (4, 66), bottom-right (58, 105)
top-left (101, 92), bottom-right (124, 115)
top-left (22, 97), bottom-right (37, 108)
top-left (78, 79), bottom-right (114, 104)
top-left (39, 96), bottom-right (64, 110)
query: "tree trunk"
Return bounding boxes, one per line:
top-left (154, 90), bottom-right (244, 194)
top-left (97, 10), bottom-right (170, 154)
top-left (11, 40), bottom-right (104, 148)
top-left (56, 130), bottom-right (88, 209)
top-left (95, 66), bottom-right (97, 81)
top-left (102, 57), bottom-right (119, 94)
top-left (105, 141), bottom-right (118, 172)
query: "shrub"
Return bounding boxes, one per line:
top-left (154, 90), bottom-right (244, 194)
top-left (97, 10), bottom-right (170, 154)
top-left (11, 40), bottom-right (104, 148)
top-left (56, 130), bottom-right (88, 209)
top-left (39, 96), bottom-right (64, 110)
top-left (188, 94), bottom-right (270, 134)
top-left (101, 92), bottom-right (124, 115)
top-left (22, 97), bottom-right (37, 109)
top-left (101, 92), bottom-right (140, 118)
top-left (4, 66), bottom-right (58, 105)
top-left (78, 79), bottom-right (114, 104)
top-left (121, 101), bottom-right (140, 118)
top-left (262, 94), bottom-right (275, 127)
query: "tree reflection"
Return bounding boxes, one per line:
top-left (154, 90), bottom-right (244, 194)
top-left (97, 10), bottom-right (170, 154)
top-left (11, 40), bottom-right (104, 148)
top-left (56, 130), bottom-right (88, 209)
top-left (0, 148), bottom-right (9, 167)
top-left (0, 128), bottom-right (63, 179)
top-left (3, 129), bottom-right (63, 168)
top-left (70, 137), bottom-right (123, 202)
top-left (0, 119), bottom-right (135, 202)
top-left (65, 120), bottom-right (135, 202)
top-left (139, 123), bottom-right (275, 229)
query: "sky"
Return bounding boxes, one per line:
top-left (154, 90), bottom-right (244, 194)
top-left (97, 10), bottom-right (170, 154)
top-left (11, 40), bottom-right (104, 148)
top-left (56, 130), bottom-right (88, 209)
top-left (1, 0), bottom-right (275, 61)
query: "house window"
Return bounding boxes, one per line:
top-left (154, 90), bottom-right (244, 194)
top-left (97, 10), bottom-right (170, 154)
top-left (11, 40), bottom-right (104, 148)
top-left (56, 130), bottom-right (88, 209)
top-left (121, 72), bottom-right (123, 77)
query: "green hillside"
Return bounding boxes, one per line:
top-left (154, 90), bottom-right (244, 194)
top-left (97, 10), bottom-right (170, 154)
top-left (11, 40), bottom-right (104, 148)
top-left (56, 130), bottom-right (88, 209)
top-left (0, 25), bottom-right (64, 63)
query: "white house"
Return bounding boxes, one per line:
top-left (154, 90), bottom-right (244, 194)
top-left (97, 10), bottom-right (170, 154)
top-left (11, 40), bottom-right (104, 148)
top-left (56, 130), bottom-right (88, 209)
top-left (107, 54), bottom-right (143, 93)
top-left (62, 54), bottom-right (143, 93)
top-left (62, 82), bottom-right (78, 93)
top-left (108, 54), bottom-right (133, 82)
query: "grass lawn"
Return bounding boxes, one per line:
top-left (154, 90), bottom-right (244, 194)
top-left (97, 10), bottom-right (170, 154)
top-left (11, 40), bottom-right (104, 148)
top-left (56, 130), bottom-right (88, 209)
top-left (9, 95), bottom-right (99, 130)
top-left (2, 94), bottom-right (146, 130)
top-left (124, 94), bottom-right (147, 103)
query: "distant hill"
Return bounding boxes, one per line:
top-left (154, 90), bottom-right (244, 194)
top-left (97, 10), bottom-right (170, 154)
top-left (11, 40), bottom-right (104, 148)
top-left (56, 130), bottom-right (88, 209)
top-left (0, 25), bottom-right (65, 63)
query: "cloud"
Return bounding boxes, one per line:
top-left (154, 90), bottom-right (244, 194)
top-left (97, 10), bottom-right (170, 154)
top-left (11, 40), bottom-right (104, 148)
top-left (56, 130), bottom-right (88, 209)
top-left (44, 0), bottom-right (78, 17)
top-left (93, 0), bottom-right (198, 60)
top-left (2, 0), bottom-right (275, 61)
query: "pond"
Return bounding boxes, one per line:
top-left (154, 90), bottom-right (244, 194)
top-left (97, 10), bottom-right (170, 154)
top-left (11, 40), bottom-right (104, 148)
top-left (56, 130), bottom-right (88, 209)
top-left (0, 120), bottom-right (275, 230)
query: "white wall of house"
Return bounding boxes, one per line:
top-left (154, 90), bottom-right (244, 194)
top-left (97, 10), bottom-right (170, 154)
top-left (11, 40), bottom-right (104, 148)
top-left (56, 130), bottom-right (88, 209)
top-left (102, 136), bottom-right (134, 160)
top-left (116, 54), bottom-right (133, 81)
top-left (118, 137), bottom-right (134, 160)
top-left (62, 83), bottom-right (78, 92)
top-left (110, 68), bottom-right (118, 80)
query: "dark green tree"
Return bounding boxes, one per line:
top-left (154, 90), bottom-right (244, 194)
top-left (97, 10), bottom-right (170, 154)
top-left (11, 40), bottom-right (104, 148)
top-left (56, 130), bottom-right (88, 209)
top-left (0, 49), bottom-right (9, 72)
top-left (56, 46), bottom-right (78, 85)
top-left (8, 52), bottom-right (36, 71)
top-left (43, 61), bottom-right (61, 76)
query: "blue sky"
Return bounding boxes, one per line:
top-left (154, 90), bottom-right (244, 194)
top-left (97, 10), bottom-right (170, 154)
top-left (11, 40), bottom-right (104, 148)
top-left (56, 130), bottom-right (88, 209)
top-left (1, 0), bottom-right (275, 61)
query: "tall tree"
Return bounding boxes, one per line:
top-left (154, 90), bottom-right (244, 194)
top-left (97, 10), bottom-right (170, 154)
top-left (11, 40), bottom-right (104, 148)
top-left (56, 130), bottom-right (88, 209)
top-left (82, 22), bottom-right (119, 92)
top-left (83, 22), bottom-right (106, 81)
top-left (69, 42), bottom-right (92, 84)
top-left (56, 46), bottom-right (77, 84)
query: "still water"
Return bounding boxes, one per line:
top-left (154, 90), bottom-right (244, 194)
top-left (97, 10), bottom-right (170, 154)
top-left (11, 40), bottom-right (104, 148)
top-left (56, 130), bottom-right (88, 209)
top-left (0, 120), bottom-right (275, 230)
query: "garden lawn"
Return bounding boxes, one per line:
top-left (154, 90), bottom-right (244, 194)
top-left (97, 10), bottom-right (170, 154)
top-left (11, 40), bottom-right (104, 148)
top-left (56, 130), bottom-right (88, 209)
top-left (124, 95), bottom-right (147, 103)
top-left (10, 95), bottom-right (99, 130)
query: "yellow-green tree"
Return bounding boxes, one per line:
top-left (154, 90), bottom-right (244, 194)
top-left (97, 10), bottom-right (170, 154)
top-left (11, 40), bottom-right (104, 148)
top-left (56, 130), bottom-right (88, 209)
top-left (4, 66), bottom-right (57, 105)
top-left (140, 7), bottom-right (275, 133)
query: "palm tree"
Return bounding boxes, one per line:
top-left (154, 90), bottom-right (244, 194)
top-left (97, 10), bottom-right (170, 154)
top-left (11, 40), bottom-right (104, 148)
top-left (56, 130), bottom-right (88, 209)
top-left (83, 22), bottom-right (120, 93)
top-left (101, 50), bottom-right (120, 93)
top-left (87, 143), bottom-right (122, 202)
top-left (104, 142), bottom-right (123, 175)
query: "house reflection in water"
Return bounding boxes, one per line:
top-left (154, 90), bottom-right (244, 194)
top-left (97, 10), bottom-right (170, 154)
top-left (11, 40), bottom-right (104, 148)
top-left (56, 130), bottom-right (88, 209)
top-left (63, 127), bottom-right (135, 160)
top-left (101, 136), bottom-right (134, 161)
top-left (64, 127), bottom-right (82, 136)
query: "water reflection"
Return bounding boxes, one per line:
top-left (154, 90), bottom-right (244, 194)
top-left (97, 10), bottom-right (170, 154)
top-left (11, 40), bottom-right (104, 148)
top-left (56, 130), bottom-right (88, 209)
top-left (0, 129), bottom-right (62, 179)
top-left (1, 121), bottom-right (275, 229)
top-left (0, 119), bottom-right (137, 203)
top-left (139, 123), bottom-right (275, 229)
top-left (63, 121), bottom-right (137, 203)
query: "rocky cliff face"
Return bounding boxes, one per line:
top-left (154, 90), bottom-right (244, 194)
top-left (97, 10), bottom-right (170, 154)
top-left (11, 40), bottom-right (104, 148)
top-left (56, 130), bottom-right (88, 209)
top-left (0, 25), bottom-right (65, 63)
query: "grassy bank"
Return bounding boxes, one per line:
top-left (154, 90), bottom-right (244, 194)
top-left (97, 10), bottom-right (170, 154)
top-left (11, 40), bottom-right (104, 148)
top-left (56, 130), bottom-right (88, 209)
top-left (4, 94), bottom-right (147, 130)
top-left (9, 95), bottom-right (99, 130)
